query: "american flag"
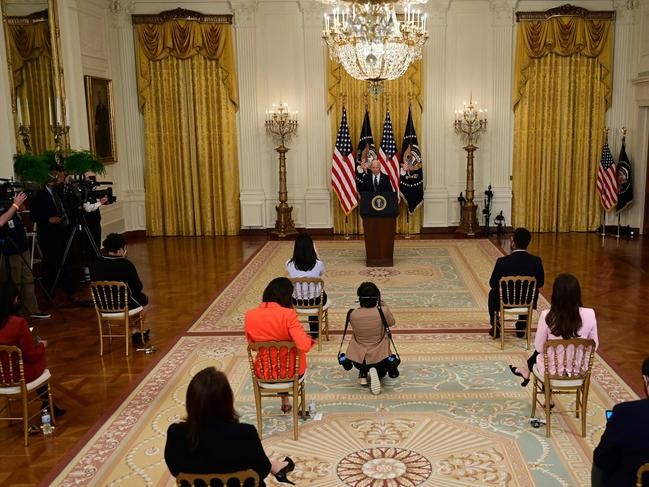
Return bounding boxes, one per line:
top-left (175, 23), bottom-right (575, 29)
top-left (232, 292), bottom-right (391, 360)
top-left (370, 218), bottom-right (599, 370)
top-left (596, 140), bottom-right (618, 211)
top-left (331, 107), bottom-right (358, 214)
top-left (378, 110), bottom-right (400, 193)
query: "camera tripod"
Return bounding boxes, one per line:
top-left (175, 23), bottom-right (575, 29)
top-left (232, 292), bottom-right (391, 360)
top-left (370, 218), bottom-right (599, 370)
top-left (49, 209), bottom-right (101, 299)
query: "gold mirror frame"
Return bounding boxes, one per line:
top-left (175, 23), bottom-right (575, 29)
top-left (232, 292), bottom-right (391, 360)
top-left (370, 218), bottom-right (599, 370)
top-left (1, 0), bottom-right (67, 155)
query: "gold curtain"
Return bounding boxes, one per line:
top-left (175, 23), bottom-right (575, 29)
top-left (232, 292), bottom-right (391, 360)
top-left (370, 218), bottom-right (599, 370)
top-left (512, 17), bottom-right (612, 232)
top-left (327, 60), bottom-right (423, 234)
top-left (8, 21), bottom-right (53, 154)
top-left (135, 21), bottom-right (240, 236)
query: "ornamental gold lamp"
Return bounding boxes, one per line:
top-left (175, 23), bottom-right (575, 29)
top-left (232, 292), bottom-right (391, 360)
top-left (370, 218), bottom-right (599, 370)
top-left (454, 95), bottom-right (487, 236)
top-left (265, 103), bottom-right (298, 238)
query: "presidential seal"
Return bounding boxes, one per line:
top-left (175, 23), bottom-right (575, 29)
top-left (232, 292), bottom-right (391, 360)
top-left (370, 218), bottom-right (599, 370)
top-left (371, 194), bottom-right (387, 211)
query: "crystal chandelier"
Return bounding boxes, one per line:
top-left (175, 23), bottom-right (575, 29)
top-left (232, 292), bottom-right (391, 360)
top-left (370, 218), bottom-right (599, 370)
top-left (323, 1), bottom-right (428, 97)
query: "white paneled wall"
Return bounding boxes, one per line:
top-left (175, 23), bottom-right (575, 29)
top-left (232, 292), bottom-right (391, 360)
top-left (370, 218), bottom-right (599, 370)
top-left (2, 0), bottom-right (647, 232)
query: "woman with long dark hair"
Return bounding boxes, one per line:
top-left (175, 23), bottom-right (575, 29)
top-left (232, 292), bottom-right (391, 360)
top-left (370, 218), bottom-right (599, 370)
top-left (164, 367), bottom-right (294, 485)
top-left (0, 282), bottom-right (65, 416)
top-left (245, 277), bottom-right (314, 413)
top-left (286, 233), bottom-right (326, 338)
top-left (509, 273), bottom-right (598, 386)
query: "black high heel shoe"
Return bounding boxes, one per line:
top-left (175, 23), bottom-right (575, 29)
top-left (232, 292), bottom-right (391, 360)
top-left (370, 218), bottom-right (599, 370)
top-left (274, 456), bottom-right (295, 485)
top-left (509, 365), bottom-right (530, 387)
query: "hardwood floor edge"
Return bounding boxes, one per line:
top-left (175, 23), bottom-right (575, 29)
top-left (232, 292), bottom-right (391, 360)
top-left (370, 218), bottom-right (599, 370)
top-left (39, 239), bottom-right (271, 486)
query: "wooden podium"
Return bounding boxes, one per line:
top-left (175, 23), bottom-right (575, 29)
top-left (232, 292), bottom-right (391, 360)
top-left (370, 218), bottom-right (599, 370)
top-left (359, 192), bottom-right (398, 267)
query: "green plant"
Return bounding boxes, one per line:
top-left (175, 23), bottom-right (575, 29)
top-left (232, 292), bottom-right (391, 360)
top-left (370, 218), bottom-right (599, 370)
top-left (13, 152), bottom-right (50, 184)
top-left (64, 150), bottom-right (105, 175)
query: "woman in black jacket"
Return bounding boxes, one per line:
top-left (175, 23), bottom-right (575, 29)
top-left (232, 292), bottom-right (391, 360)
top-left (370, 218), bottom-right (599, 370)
top-left (164, 367), bottom-right (294, 486)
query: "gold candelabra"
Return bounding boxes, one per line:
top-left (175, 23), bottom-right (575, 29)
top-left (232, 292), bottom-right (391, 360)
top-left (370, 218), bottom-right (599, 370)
top-left (265, 102), bottom-right (298, 238)
top-left (50, 122), bottom-right (70, 164)
top-left (454, 95), bottom-right (487, 236)
top-left (18, 124), bottom-right (32, 153)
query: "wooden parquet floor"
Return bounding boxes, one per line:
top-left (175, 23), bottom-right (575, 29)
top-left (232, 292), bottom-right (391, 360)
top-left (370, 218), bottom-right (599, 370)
top-left (0, 232), bottom-right (646, 486)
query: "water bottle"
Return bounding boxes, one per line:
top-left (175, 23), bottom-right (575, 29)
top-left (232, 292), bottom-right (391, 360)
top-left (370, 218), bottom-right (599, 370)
top-left (308, 401), bottom-right (317, 416)
top-left (41, 408), bottom-right (53, 436)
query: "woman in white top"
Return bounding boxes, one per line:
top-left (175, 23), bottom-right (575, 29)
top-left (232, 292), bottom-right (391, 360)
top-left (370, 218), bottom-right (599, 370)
top-left (285, 233), bottom-right (326, 338)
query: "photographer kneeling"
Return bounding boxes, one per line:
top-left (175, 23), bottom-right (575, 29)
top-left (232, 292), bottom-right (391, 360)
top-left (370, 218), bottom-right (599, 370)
top-left (339, 282), bottom-right (399, 395)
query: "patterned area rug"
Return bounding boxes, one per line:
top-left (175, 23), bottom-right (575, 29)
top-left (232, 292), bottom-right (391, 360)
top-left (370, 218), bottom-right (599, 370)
top-left (188, 240), bottom-right (548, 333)
top-left (49, 335), bottom-right (637, 487)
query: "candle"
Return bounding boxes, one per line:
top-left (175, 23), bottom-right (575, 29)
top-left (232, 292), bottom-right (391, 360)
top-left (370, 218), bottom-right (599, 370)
top-left (16, 96), bottom-right (22, 125)
top-left (48, 97), bottom-right (53, 125)
top-left (423, 13), bottom-right (427, 30)
top-left (55, 97), bottom-right (61, 125)
top-left (24, 97), bottom-right (30, 126)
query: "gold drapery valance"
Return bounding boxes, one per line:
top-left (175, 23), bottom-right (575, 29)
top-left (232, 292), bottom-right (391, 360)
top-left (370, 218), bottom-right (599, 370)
top-left (513, 15), bottom-right (612, 109)
top-left (135, 19), bottom-right (237, 111)
top-left (327, 60), bottom-right (423, 234)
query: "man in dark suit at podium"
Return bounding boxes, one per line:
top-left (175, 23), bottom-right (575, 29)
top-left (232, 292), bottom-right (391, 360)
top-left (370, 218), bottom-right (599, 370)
top-left (488, 228), bottom-right (544, 338)
top-left (359, 160), bottom-right (393, 192)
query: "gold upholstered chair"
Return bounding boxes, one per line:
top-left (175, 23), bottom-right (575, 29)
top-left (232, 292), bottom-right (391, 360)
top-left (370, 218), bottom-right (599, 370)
top-left (290, 277), bottom-right (330, 351)
top-left (531, 338), bottom-right (596, 438)
top-left (637, 463), bottom-right (649, 487)
top-left (90, 281), bottom-right (144, 356)
top-left (497, 276), bottom-right (537, 350)
top-left (0, 345), bottom-right (56, 446)
top-left (247, 341), bottom-right (306, 441)
top-left (176, 469), bottom-right (260, 486)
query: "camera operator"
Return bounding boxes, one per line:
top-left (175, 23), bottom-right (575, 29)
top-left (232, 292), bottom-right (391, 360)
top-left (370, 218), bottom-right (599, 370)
top-left (80, 172), bottom-right (108, 280)
top-left (0, 192), bottom-right (50, 318)
top-left (340, 281), bottom-right (398, 395)
top-left (31, 165), bottom-right (74, 297)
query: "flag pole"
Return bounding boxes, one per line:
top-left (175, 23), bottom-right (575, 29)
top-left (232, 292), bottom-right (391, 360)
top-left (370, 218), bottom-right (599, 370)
top-left (344, 215), bottom-right (350, 240)
top-left (616, 214), bottom-right (621, 239)
top-left (405, 209), bottom-right (411, 239)
top-left (599, 127), bottom-right (609, 238)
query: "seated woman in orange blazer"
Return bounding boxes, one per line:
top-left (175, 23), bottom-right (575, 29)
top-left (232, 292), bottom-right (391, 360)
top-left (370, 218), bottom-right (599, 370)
top-left (245, 277), bottom-right (315, 413)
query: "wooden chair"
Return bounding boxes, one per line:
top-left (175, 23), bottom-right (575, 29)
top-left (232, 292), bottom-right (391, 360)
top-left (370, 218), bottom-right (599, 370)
top-left (497, 276), bottom-right (537, 350)
top-left (290, 277), bottom-right (330, 351)
top-left (176, 469), bottom-right (259, 487)
top-left (0, 345), bottom-right (55, 446)
top-left (637, 463), bottom-right (649, 487)
top-left (247, 341), bottom-right (306, 440)
top-left (531, 338), bottom-right (596, 437)
top-left (90, 281), bottom-right (144, 356)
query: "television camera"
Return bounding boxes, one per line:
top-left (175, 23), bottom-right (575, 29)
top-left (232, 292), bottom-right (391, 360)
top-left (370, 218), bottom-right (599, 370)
top-left (60, 175), bottom-right (116, 210)
top-left (0, 178), bottom-right (37, 211)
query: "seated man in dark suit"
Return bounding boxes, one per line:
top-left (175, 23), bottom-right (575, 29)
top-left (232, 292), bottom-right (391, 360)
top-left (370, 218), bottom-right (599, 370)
top-left (90, 233), bottom-right (150, 345)
top-left (488, 228), bottom-right (544, 338)
top-left (358, 160), bottom-right (393, 192)
top-left (592, 356), bottom-right (649, 487)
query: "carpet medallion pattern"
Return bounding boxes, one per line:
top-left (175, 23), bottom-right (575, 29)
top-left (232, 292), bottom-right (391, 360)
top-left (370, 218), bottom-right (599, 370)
top-left (188, 240), bottom-right (548, 333)
top-left (49, 335), bottom-right (637, 487)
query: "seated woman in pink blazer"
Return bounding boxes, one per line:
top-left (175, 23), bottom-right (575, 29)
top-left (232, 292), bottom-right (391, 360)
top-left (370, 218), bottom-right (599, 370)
top-left (510, 273), bottom-right (598, 386)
